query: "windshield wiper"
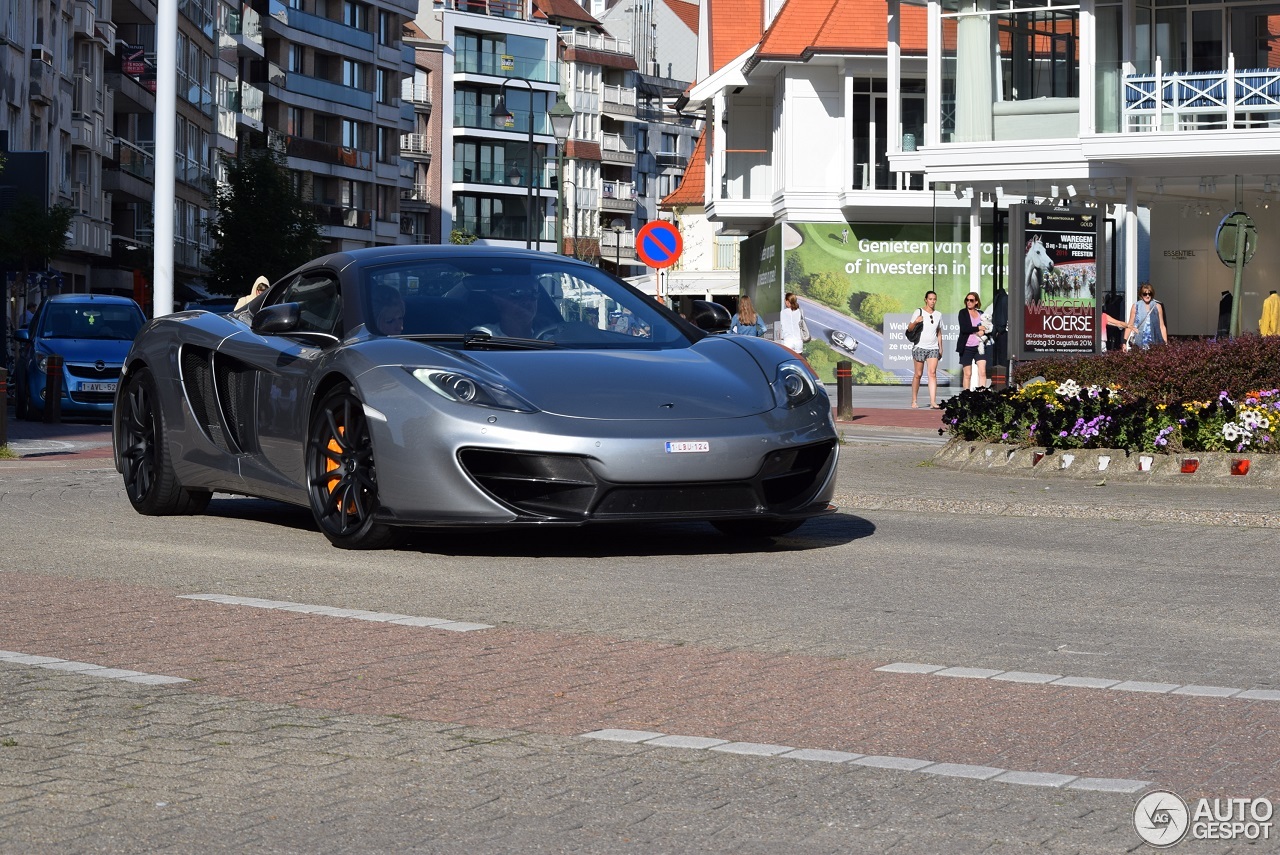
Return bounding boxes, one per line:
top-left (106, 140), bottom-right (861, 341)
top-left (398, 333), bottom-right (556, 350)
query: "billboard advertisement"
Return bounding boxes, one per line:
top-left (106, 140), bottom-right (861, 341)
top-left (1008, 206), bottom-right (1106, 359)
top-left (747, 222), bottom-right (1000, 385)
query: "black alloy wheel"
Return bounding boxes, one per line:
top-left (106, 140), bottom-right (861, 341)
top-left (306, 386), bottom-right (395, 549)
top-left (117, 367), bottom-right (211, 515)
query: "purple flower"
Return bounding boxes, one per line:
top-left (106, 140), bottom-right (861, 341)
top-left (1060, 431), bottom-right (1068, 437)
top-left (1001, 432), bottom-right (1009, 440)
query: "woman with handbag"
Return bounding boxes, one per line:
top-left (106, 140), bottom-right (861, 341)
top-left (908, 290), bottom-right (943, 409)
top-left (778, 292), bottom-right (809, 354)
top-left (1126, 282), bottom-right (1168, 349)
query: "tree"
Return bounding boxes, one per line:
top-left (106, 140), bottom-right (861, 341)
top-left (808, 270), bottom-right (853, 309)
top-left (857, 292), bottom-right (905, 328)
top-left (203, 147), bottom-right (322, 295)
top-left (0, 195), bottom-right (75, 301)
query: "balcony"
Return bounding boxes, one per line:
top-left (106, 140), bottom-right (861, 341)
top-left (601, 180), bottom-right (635, 212)
top-left (561, 31), bottom-right (632, 56)
top-left (599, 228), bottom-right (636, 264)
top-left (310, 204), bottom-right (374, 231)
top-left (269, 133), bottom-right (373, 170)
top-left (264, 5), bottom-right (373, 51)
top-left (403, 81), bottom-right (432, 112)
top-left (29, 55), bottom-right (57, 106)
top-left (601, 84), bottom-right (636, 120)
top-left (601, 132), bottom-right (636, 165)
top-left (400, 133), bottom-right (433, 162)
top-left (433, 0), bottom-right (526, 21)
top-left (655, 150), bottom-right (688, 170)
top-left (455, 47), bottom-right (558, 84)
top-left (400, 183), bottom-right (432, 205)
top-left (1122, 60), bottom-right (1280, 132)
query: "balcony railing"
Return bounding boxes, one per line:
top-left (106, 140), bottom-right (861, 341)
top-left (454, 46), bottom-right (557, 84)
top-left (310, 204), bottom-right (374, 230)
top-left (433, 0), bottom-right (525, 20)
top-left (268, 131), bottom-right (373, 170)
top-left (402, 81), bottom-right (432, 108)
top-left (400, 183), bottom-right (432, 203)
top-left (116, 138), bottom-right (156, 180)
top-left (602, 132), bottom-right (636, 164)
top-left (602, 84), bottom-right (636, 110)
top-left (401, 133), bottom-right (432, 159)
top-left (1123, 57), bottom-right (1280, 132)
top-left (561, 31), bottom-right (632, 56)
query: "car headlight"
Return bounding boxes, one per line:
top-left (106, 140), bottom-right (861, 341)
top-left (34, 354), bottom-right (48, 373)
top-left (775, 360), bottom-right (818, 408)
top-left (410, 368), bottom-right (537, 413)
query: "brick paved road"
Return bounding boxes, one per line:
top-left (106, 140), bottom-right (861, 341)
top-left (2, 439), bottom-right (1278, 852)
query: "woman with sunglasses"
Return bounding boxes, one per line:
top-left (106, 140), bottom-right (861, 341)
top-left (1126, 282), bottom-right (1167, 349)
top-left (956, 292), bottom-right (988, 391)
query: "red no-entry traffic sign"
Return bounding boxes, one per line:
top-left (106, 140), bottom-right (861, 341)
top-left (635, 221), bottom-right (683, 269)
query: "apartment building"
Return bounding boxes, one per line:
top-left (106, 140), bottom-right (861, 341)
top-left (1, 0), bottom-right (418, 324)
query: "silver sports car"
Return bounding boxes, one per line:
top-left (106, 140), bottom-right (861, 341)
top-left (114, 246), bottom-right (838, 548)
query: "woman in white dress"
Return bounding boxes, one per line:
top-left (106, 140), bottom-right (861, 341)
top-left (778, 292), bottom-right (807, 354)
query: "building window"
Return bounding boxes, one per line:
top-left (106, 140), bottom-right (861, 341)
top-left (344, 1), bottom-right (369, 31)
top-left (378, 10), bottom-right (397, 46)
top-left (343, 59), bottom-right (366, 89)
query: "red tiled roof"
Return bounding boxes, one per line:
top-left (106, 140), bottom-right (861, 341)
top-left (708, 0), bottom-right (763, 74)
top-left (660, 129), bottom-right (706, 208)
top-left (532, 0), bottom-right (600, 26)
top-left (756, 0), bottom-right (928, 60)
top-left (662, 0), bottom-right (699, 35)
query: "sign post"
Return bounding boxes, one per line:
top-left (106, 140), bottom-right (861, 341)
top-left (1215, 211), bottom-right (1256, 338)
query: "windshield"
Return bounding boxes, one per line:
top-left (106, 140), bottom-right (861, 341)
top-left (362, 257), bottom-right (693, 348)
top-left (39, 303), bottom-right (145, 340)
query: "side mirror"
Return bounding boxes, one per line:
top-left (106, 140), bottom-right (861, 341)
top-left (689, 299), bottom-right (732, 334)
top-left (14, 328), bottom-right (30, 342)
top-left (251, 302), bottom-right (302, 335)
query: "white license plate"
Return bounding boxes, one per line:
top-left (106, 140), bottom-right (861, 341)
top-left (81, 382), bottom-right (118, 393)
top-left (665, 441), bottom-right (710, 454)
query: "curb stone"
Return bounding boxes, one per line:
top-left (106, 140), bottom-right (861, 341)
top-left (935, 440), bottom-right (1277, 484)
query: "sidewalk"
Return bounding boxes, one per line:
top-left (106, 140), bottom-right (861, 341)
top-left (2, 390), bottom-right (948, 461)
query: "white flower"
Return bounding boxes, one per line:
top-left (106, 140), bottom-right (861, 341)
top-left (1056, 379), bottom-right (1081, 399)
top-left (1240, 410), bottom-right (1271, 431)
top-left (1222, 422), bottom-right (1241, 441)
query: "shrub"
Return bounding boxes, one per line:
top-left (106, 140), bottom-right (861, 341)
top-left (1013, 335), bottom-right (1280, 404)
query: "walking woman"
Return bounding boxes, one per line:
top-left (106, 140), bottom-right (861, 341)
top-left (730, 295), bottom-right (766, 336)
top-left (907, 290), bottom-right (943, 408)
top-left (1127, 282), bottom-right (1168, 349)
top-left (956, 291), bottom-right (988, 391)
top-left (777, 292), bottom-right (809, 354)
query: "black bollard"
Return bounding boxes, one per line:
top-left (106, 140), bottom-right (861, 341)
top-left (43, 354), bottom-right (63, 424)
top-left (835, 360), bottom-right (853, 420)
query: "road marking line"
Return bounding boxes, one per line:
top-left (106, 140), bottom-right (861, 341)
top-left (178, 594), bottom-right (493, 632)
top-left (876, 662), bottom-right (1269, 701)
top-left (580, 729), bottom-right (1149, 793)
top-left (0, 650), bottom-right (190, 685)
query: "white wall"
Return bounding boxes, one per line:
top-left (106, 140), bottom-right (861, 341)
top-left (1148, 202), bottom-right (1279, 337)
top-left (783, 66), bottom-right (842, 191)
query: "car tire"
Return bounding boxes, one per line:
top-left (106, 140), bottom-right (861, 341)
top-left (306, 385), bottom-right (396, 550)
top-left (117, 366), bottom-right (212, 515)
top-left (711, 518), bottom-right (805, 539)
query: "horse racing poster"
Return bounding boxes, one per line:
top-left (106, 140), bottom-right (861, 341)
top-left (740, 222), bottom-right (998, 385)
top-left (1009, 206), bottom-right (1107, 359)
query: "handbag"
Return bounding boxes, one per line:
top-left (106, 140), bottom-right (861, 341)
top-left (904, 309), bottom-right (923, 344)
top-left (799, 314), bottom-right (812, 342)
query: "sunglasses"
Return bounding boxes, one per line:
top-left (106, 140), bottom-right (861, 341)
top-left (965, 297), bottom-right (978, 303)
top-left (1140, 291), bottom-right (1153, 297)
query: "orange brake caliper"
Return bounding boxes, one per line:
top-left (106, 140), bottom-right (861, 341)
top-left (324, 425), bottom-right (355, 512)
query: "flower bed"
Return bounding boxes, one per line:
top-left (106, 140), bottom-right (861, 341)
top-left (941, 381), bottom-right (1280, 454)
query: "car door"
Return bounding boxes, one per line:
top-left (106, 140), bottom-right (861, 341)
top-left (216, 269), bottom-right (345, 502)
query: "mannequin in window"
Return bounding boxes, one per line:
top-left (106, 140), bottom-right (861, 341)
top-left (1262, 290), bottom-right (1279, 337)
top-left (1218, 291), bottom-right (1232, 338)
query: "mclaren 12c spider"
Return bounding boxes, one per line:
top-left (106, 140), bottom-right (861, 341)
top-left (114, 246), bottom-right (838, 548)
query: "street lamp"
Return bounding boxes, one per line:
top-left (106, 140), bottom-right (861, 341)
top-left (548, 92), bottom-right (575, 255)
top-left (490, 79), bottom-right (538, 249)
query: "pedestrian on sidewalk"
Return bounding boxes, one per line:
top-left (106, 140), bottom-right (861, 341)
top-left (1127, 282), bottom-right (1167, 349)
top-left (957, 291), bottom-right (988, 391)
top-left (730, 295), bottom-right (766, 337)
top-left (908, 290), bottom-right (943, 409)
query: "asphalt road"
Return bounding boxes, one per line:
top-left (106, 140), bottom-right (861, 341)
top-left (2, 438), bottom-right (1279, 852)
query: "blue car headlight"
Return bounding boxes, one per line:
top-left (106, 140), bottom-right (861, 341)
top-left (34, 353), bottom-right (49, 373)
top-left (410, 368), bottom-right (537, 413)
top-left (774, 360), bottom-right (818, 408)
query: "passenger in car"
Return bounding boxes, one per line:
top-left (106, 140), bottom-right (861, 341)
top-left (370, 285), bottom-right (405, 336)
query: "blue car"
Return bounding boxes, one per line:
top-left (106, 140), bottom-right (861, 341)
top-left (14, 294), bottom-right (146, 420)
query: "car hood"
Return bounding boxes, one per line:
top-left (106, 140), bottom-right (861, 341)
top-left (35, 336), bottom-right (135, 364)
top-left (451, 336), bottom-right (780, 420)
